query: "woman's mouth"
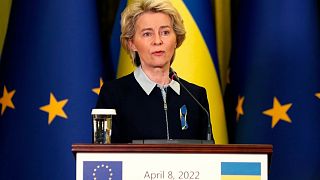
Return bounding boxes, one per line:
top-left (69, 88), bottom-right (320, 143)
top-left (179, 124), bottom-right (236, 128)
top-left (152, 51), bottom-right (165, 56)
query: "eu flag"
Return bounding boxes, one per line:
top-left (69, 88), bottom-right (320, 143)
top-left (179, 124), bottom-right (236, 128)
top-left (0, 0), bottom-right (103, 179)
top-left (83, 161), bottom-right (123, 180)
top-left (225, 0), bottom-right (320, 179)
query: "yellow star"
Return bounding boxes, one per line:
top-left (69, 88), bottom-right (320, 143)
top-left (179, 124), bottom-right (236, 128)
top-left (39, 93), bottom-right (68, 125)
top-left (263, 97), bottom-right (292, 128)
top-left (0, 86), bottom-right (16, 116)
top-left (92, 78), bottom-right (103, 95)
top-left (235, 95), bottom-right (245, 121)
top-left (316, 93), bottom-right (320, 99)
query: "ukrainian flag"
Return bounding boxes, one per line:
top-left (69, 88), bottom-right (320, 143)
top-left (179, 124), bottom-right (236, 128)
top-left (214, 0), bottom-right (231, 92)
top-left (221, 162), bottom-right (261, 180)
top-left (112, 0), bottom-right (228, 144)
top-left (0, 0), bottom-right (12, 59)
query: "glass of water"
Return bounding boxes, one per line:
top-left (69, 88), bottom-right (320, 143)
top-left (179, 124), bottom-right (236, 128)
top-left (91, 109), bottom-right (116, 144)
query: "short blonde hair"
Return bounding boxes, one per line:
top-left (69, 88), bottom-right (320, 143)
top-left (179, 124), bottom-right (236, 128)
top-left (120, 0), bottom-right (186, 66)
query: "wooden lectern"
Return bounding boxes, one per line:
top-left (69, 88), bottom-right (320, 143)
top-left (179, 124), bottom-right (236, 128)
top-left (72, 144), bottom-right (272, 180)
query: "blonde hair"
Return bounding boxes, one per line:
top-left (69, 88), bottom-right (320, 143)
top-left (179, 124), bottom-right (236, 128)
top-left (120, 0), bottom-right (186, 66)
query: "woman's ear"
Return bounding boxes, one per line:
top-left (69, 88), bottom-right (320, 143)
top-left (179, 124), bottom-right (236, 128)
top-left (128, 39), bottom-right (137, 51)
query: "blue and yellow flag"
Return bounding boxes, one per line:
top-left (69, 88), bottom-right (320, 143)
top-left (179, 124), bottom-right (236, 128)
top-left (214, 0), bottom-right (231, 92)
top-left (0, 0), bottom-right (103, 179)
top-left (111, 0), bottom-right (228, 144)
top-left (224, 0), bottom-right (320, 179)
top-left (221, 162), bottom-right (261, 180)
top-left (0, 0), bottom-right (12, 59)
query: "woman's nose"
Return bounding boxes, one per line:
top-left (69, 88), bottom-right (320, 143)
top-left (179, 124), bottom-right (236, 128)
top-left (153, 34), bottom-right (163, 45)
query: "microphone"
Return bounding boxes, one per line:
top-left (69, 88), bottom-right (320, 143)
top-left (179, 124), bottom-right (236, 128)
top-left (169, 68), bottom-right (214, 143)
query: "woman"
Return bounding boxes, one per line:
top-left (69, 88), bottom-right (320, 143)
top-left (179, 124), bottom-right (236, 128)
top-left (96, 0), bottom-right (212, 143)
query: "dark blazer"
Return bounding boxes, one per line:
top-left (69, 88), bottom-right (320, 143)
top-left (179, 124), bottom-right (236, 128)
top-left (96, 73), bottom-right (211, 143)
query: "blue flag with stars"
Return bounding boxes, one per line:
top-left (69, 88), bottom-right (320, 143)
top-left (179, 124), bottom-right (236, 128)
top-left (224, 0), bottom-right (320, 179)
top-left (83, 161), bottom-right (123, 180)
top-left (0, 0), bottom-right (103, 179)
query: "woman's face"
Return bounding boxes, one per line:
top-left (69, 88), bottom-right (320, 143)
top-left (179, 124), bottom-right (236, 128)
top-left (129, 12), bottom-right (177, 70)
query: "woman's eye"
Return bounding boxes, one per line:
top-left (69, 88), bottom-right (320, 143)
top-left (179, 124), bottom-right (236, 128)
top-left (143, 32), bottom-right (152, 37)
top-left (161, 31), bottom-right (170, 36)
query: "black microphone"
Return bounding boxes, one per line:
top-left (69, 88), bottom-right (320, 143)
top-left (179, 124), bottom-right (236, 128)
top-left (169, 68), bottom-right (214, 143)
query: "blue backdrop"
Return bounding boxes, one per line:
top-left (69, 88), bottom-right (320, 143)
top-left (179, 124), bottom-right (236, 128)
top-left (225, 0), bottom-right (320, 179)
top-left (0, 0), bottom-right (103, 179)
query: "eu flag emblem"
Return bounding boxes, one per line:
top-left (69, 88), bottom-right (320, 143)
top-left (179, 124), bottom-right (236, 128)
top-left (83, 161), bottom-right (122, 180)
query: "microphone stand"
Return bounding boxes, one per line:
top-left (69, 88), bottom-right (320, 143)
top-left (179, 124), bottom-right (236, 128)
top-left (169, 68), bottom-right (215, 144)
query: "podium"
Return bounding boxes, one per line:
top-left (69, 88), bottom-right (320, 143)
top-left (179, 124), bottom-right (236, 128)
top-left (72, 144), bottom-right (272, 180)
